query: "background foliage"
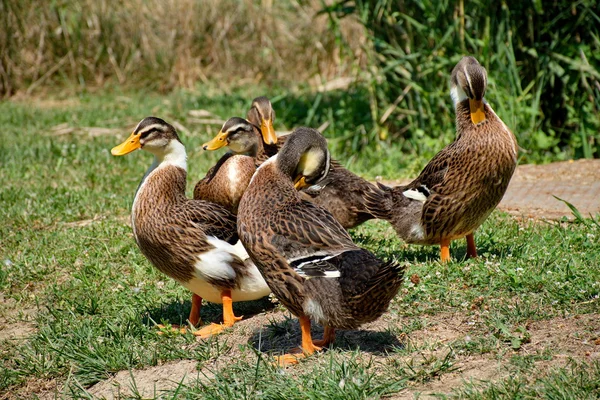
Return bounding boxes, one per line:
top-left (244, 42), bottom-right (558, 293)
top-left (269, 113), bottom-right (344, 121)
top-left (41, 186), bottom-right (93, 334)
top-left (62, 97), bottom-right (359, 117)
top-left (1, 0), bottom-right (599, 163)
top-left (323, 0), bottom-right (600, 162)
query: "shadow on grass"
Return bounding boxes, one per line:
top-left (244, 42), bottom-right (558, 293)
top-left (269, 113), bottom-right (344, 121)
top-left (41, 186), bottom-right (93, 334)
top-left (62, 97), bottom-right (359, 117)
top-left (247, 316), bottom-right (403, 357)
top-left (143, 296), bottom-right (275, 327)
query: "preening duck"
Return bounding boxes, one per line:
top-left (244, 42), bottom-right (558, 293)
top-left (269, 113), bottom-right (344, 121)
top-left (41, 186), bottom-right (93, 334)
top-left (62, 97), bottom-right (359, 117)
top-left (202, 96), bottom-right (378, 229)
top-left (237, 127), bottom-right (405, 365)
top-left (364, 56), bottom-right (518, 262)
top-left (111, 117), bottom-right (270, 337)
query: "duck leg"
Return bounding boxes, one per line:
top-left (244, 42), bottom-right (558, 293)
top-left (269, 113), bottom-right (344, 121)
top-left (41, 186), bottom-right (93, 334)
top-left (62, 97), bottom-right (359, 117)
top-left (466, 233), bottom-right (478, 258)
top-left (440, 238), bottom-right (451, 263)
top-left (157, 293), bottom-right (203, 335)
top-left (312, 326), bottom-right (335, 347)
top-left (188, 293), bottom-right (203, 326)
top-left (193, 289), bottom-right (243, 338)
top-left (275, 315), bottom-right (322, 366)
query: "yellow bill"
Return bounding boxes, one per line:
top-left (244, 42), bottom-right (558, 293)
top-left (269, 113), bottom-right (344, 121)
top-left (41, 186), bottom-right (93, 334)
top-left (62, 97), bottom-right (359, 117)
top-left (202, 130), bottom-right (229, 151)
top-left (111, 132), bottom-right (142, 156)
top-left (260, 118), bottom-right (277, 145)
top-left (469, 99), bottom-right (486, 124)
top-left (294, 175), bottom-right (307, 190)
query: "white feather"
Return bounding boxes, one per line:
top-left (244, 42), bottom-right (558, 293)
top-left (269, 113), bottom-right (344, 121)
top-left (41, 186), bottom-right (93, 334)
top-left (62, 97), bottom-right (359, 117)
top-left (450, 85), bottom-right (468, 107)
top-left (403, 189), bottom-right (428, 202)
top-left (182, 236), bottom-right (269, 303)
top-left (303, 298), bottom-right (325, 321)
top-left (227, 158), bottom-right (242, 194)
top-left (225, 123), bottom-right (251, 133)
top-left (409, 223), bottom-right (426, 241)
top-left (293, 254), bottom-right (341, 278)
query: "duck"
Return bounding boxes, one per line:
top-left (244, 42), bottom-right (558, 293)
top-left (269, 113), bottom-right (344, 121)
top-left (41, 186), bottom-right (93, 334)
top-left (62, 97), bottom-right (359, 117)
top-left (111, 117), bottom-right (271, 337)
top-left (364, 56), bottom-right (518, 262)
top-left (237, 127), bottom-right (406, 365)
top-left (193, 116), bottom-right (270, 211)
top-left (201, 96), bottom-right (378, 229)
top-left (200, 97), bottom-right (278, 163)
top-left (192, 148), bottom-right (256, 213)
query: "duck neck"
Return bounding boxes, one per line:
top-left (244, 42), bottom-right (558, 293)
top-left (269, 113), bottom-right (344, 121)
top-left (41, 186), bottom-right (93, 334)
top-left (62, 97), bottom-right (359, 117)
top-left (136, 140), bottom-right (188, 198)
top-left (154, 140), bottom-right (187, 171)
top-left (454, 99), bottom-right (493, 138)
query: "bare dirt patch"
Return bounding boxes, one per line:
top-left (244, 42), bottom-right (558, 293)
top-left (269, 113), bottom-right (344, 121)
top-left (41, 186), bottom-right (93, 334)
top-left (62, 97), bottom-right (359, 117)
top-left (0, 378), bottom-right (60, 400)
top-left (87, 360), bottom-right (201, 400)
top-left (392, 312), bottom-right (600, 399)
top-left (499, 159), bottom-right (600, 220)
top-left (76, 311), bottom-right (600, 399)
top-left (523, 313), bottom-right (600, 360)
top-left (0, 296), bottom-right (37, 342)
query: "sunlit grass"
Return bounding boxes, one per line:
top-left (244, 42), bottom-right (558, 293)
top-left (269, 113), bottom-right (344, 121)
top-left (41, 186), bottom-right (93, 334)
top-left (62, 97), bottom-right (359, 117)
top-left (1, 91), bottom-right (599, 399)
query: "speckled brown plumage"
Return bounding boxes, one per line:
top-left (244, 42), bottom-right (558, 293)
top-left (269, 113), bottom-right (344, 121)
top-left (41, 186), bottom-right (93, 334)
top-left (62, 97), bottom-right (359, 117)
top-left (202, 97), bottom-right (378, 229)
top-left (133, 164), bottom-right (244, 287)
top-left (193, 153), bottom-right (256, 213)
top-left (112, 117), bottom-right (271, 336)
top-left (364, 56), bottom-right (518, 260)
top-left (237, 127), bottom-right (405, 357)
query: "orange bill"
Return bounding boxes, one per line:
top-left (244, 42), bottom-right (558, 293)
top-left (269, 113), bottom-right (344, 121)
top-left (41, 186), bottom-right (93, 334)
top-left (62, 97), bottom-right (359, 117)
top-left (260, 118), bottom-right (277, 145)
top-left (202, 130), bottom-right (229, 151)
top-left (294, 175), bottom-right (307, 190)
top-left (111, 132), bottom-right (142, 156)
top-left (469, 99), bottom-right (486, 124)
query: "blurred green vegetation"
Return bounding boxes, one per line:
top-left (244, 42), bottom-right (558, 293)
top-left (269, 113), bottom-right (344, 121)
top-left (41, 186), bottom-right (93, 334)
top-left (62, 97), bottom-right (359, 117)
top-left (1, 0), bottom-right (598, 163)
top-left (323, 0), bottom-right (600, 162)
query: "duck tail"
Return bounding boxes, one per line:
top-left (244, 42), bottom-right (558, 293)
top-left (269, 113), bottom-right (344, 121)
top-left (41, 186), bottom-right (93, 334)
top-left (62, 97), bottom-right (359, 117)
top-left (362, 182), bottom-right (395, 220)
top-left (340, 253), bottom-right (406, 323)
top-left (355, 258), bottom-right (406, 306)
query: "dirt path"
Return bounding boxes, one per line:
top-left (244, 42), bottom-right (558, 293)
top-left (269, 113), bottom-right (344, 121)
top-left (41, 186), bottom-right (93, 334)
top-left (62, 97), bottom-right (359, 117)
top-left (82, 312), bottom-right (600, 399)
top-left (380, 159), bottom-right (600, 220)
top-left (498, 159), bottom-right (600, 219)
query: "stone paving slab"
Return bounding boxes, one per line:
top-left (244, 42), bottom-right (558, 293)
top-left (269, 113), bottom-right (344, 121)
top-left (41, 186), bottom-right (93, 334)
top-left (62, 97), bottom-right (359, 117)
top-left (378, 159), bottom-right (600, 220)
top-left (498, 159), bottom-right (600, 219)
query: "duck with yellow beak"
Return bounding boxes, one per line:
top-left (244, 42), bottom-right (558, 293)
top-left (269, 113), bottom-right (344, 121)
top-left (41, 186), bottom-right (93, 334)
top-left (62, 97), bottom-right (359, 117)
top-left (364, 56), bottom-right (519, 262)
top-left (200, 96), bottom-right (380, 229)
top-left (112, 117), bottom-right (271, 337)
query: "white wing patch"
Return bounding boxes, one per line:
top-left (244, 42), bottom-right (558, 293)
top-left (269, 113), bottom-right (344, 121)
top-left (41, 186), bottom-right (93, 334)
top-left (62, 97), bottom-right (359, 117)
top-left (290, 254), bottom-right (341, 279)
top-left (403, 189), bottom-right (428, 202)
top-left (193, 236), bottom-right (248, 282)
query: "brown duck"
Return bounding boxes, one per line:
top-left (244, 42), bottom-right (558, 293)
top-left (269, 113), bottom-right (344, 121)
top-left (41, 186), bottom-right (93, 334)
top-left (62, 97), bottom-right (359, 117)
top-left (364, 56), bottom-right (518, 262)
top-left (237, 127), bottom-right (405, 365)
top-left (111, 117), bottom-right (270, 337)
top-left (202, 96), bottom-right (378, 228)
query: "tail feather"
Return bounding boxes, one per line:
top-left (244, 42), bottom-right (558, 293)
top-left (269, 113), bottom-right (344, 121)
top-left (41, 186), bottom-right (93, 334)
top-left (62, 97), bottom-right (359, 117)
top-left (347, 257), bottom-right (406, 324)
top-left (362, 183), bottom-right (394, 220)
top-left (350, 258), bottom-right (406, 304)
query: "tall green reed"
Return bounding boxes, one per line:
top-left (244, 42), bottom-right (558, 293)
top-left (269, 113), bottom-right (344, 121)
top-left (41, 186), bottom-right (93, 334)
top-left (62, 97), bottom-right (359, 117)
top-left (323, 0), bottom-right (600, 162)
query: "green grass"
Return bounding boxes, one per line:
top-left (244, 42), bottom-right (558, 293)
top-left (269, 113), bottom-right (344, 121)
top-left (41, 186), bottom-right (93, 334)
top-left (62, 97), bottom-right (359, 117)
top-left (1, 90), bottom-right (599, 399)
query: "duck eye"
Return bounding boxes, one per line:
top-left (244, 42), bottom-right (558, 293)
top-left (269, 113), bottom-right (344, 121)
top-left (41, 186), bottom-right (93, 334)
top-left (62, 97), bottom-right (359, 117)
top-left (139, 128), bottom-right (158, 139)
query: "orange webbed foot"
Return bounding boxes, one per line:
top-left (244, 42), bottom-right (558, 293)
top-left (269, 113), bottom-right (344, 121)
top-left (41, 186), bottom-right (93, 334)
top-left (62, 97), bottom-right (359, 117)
top-left (192, 323), bottom-right (230, 338)
top-left (273, 353), bottom-right (305, 366)
top-left (273, 345), bottom-right (322, 367)
top-left (156, 324), bottom-right (188, 335)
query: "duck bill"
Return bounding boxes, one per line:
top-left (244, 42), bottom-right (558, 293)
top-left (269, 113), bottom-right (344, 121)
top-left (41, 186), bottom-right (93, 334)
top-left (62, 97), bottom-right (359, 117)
top-left (469, 99), bottom-right (486, 124)
top-left (294, 175), bottom-right (308, 190)
top-left (202, 131), bottom-right (229, 151)
top-left (260, 119), bottom-right (277, 145)
top-left (111, 132), bottom-right (141, 156)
